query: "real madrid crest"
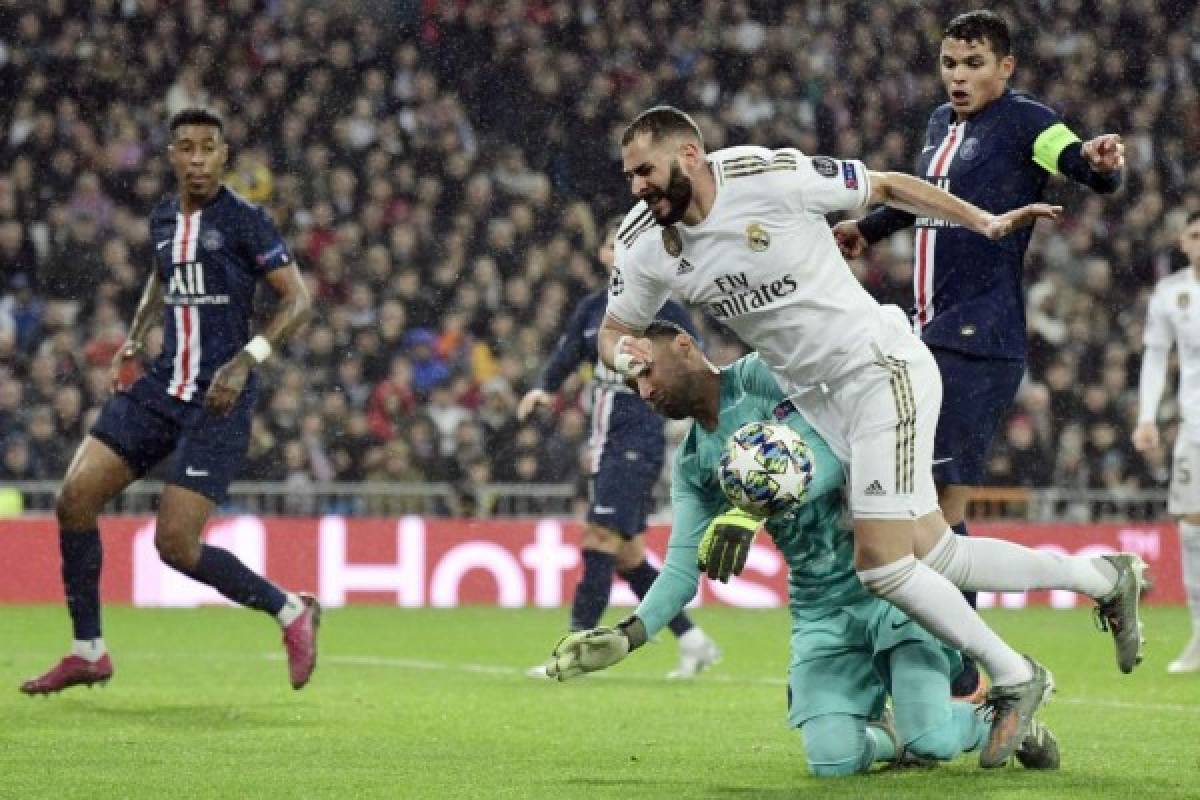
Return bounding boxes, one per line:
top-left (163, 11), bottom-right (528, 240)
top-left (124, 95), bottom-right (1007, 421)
top-left (746, 223), bottom-right (770, 252)
top-left (1179, 292), bottom-right (1191, 311)
top-left (662, 226), bottom-right (682, 257)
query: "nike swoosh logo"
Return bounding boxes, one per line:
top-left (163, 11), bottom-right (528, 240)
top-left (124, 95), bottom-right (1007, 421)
top-left (932, 457), bottom-right (953, 465)
top-left (185, 466), bottom-right (209, 477)
top-left (157, 240), bottom-right (172, 250)
top-left (922, 146), bottom-right (936, 153)
top-left (583, 328), bottom-right (598, 337)
top-left (592, 505), bottom-right (615, 514)
top-left (891, 619), bottom-right (911, 630)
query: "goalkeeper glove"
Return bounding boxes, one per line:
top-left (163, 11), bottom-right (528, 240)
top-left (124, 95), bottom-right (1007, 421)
top-left (544, 617), bottom-right (647, 682)
top-left (698, 508), bottom-right (761, 583)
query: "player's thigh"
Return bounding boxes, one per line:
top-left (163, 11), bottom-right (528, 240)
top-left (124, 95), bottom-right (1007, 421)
top-left (580, 523), bottom-right (622, 554)
top-left (170, 386), bottom-right (256, 505)
top-left (86, 380), bottom-right (179, 480)
top-left (842, 340), bottom-right (942, 522)
top-left (788, 608), bottom-right (884, 729)
top-left (587, 450), bottom-right (660, 538)
top-left (1168, 438), bottom-right (1200, 517)
top-left (57, 435), bottom-right (139, 519)
top-left (930, 348), bottom-right (1024, 488)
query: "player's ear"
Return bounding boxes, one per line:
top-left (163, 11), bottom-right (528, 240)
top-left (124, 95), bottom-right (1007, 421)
top-left (999, 54), bottom-right (1015, 81)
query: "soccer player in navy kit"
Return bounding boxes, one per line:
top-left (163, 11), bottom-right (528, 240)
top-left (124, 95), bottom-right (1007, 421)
top-left (21, 109), bottom-right (318, 695)
top-left (519, 222), bottom-right (720, 679)
top-left (833, 10), bottom-right (1125, 700)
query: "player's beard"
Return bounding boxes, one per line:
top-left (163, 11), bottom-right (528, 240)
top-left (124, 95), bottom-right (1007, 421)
top-left (646, 160), bottom-right (693, 226)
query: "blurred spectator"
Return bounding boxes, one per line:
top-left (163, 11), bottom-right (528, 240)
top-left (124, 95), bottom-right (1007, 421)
top-left (0, 0), bottom-right (1192, 517)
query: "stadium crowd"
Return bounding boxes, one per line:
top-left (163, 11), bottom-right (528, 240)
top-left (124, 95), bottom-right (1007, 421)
top-left (0, 0), bottom-right (1197, 514)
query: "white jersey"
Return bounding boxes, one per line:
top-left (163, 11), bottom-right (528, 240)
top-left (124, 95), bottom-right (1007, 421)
top-left (1144, 268), bottom-right (1200, 441)
top-left (608, 146), bottom-right (910, 390)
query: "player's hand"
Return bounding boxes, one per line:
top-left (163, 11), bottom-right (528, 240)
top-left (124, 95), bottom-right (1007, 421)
top-left (614, 335), bottom-right (652, 378)
top-left (698, 508), bottom-right (761, 583)
top-left (544, 627), bottom-right (631, 681)
top-left (204, 354), bottom-right (252, 416)
top-left (110, 340), bottom-right (144, 394)
top-left (517, 388), bottom-right (553, 420)
top-left (832, 220), bottom-right (868, 259)
top-left (983, 203), bottom-right (1062, 240)
top-left (1082, 133), bottom-right (1125, 173)
top-left (1131, 421), bottom-right (1160, 454)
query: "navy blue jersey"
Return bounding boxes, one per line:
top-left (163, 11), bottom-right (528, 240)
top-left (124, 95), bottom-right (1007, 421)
top-left (146, 187), bottom-right (292, 402)
top-left (909, 89), bottom-right (1081, 359)
top-left (536, 289), bottom-right (697, 473)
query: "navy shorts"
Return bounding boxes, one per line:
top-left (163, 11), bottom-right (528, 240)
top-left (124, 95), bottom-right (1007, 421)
top-left (930, 347), bottom-right (1025, 486)
top-left (90, 376), bottom-right (256, 504)
top-left (587, 447), bottom-right (662, 538)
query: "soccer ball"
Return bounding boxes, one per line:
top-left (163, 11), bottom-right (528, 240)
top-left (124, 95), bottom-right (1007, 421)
top-left (718, 422), bottom-right (815, 517)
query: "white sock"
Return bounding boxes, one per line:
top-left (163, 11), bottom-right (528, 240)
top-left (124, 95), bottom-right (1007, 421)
top-left (71, 638), bottom-right (106, 662)
top-left (276, 593), bottom-right (305, 627)
top-left (1181, 522), bottom-right (1200, 633)
top-left (923, 529), bottom-right (1117, 599)
top-left (858, 555), bottom-right (1032, 686)
top-left (678, 627), bottom-right (707, 649)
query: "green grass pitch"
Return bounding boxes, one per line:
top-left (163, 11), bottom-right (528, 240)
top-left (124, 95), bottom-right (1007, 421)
top-left (3, 605), bottom-right (1198, 799)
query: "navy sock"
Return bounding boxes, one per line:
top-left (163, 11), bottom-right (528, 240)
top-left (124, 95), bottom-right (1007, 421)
top-left (949, 521), bottom-right (980, 696)
top-left (570, 549), bottom-right (615, 631)
top-left (620, 560), bottom-right (694, 637)
top-left (181, 544), bottom-right (287, 615)
top-left (60, 528), bottom-right (103, 640)
top-left (952, 521), bottom-right (976, 609)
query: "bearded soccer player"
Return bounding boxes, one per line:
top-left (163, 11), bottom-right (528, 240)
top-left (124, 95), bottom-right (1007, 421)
top-left (519, 221), bottom-right (719, 679)
top-left (832, 10), bottom-right (1125, 700)
top-left (21, 109), bottom-right (318, 695)
top-left (544, 321), bottom-right (1060, 774)
top-left (597, 104), bottom-right (1147, 767)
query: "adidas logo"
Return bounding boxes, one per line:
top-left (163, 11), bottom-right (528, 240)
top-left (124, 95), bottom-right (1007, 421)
top-left (864, 480), bottom-right (886, 496)
top-left (677, 258), bottom-right (695, 275)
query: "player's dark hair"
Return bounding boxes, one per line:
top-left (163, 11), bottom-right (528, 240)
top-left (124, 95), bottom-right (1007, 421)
top-left (644, 319), bottom-right (688, 340)
top-left (944, 10), bottom-right (1012, 57)
top-left (621, 106), bottom-right (703, 148)
top-left (170, 108), bottom-right (224, 136)
top-left (1187, 210), bottom-right (1200, 226)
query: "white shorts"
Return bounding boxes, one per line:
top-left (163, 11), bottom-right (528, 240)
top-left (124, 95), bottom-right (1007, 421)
top-left (789, 330), bottom-right (942, 520)
top-left (1168, 437), bottom-right (1200, 515)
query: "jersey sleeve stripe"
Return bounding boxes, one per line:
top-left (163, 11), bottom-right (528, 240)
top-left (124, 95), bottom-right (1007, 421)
top-left (621, 217), bottom-right (658, 247)
top-left (618, 208), bottom-right (652, 243)
top-left (1032, 122), bottom-right (1082, 175)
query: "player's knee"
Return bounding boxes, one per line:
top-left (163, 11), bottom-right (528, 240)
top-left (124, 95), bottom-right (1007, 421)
top-left (581, 524), bottom-right (621, 553)
top-left (905, 726), bottom-right (962, 762)
top-left (801, 716), bottom-right (868, 777)
top-left (614, 537), bottom-right (644, 572)
top-left (155, 529), bottom-right (201, 572)
top-left (55, 480), bottom-right (97, 530)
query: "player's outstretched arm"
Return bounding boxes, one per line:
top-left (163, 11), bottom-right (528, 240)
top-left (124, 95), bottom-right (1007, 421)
top-left (111, 270), bottom-right (164, 393)
top-left (867, 171), bottom-right (1061, 241)
top-left (205, 263), bottom-right (312, 416)
top-left (544, 617), bottom-right (648, 681)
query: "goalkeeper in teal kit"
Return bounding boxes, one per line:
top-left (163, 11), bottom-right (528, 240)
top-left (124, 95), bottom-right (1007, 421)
top-left (543, 320), bottom-right (1057, 774)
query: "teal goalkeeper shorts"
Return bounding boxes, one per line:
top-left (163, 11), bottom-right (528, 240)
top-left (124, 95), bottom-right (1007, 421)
top-left (786, 596), bottom-right (962, 728)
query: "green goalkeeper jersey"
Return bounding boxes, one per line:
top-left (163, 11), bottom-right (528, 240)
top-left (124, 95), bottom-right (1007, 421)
top-left (635, 354), bottom-right (869, 637)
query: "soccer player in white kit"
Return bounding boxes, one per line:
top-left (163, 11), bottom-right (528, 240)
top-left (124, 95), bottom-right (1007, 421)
top-left (1134, 211), bottom-right (1200, 673)
top-left (599, 106), bottom-right (1150, 767)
